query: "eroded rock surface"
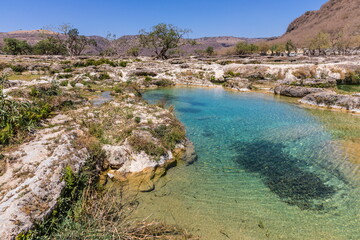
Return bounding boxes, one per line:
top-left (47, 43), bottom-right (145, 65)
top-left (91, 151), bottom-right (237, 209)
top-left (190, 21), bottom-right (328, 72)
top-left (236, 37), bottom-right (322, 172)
top-left (0, 116), bottom-right (88, 239)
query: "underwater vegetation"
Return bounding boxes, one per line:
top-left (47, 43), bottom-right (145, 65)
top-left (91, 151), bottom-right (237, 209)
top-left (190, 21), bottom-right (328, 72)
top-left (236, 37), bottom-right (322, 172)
top-left (232, 140), bottom-right (339, 211)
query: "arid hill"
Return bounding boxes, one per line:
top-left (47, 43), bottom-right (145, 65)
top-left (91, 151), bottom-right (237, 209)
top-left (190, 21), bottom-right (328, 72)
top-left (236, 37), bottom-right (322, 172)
top-left (273, 0), bottom-right (360, 46)
top-left (0, 30), bottom-right (268, 56)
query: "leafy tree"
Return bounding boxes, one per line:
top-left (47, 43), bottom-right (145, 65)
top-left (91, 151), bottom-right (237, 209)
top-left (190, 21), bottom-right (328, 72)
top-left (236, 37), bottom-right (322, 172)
top-left (2, 38), bottom-right (32, 55)
top-left (206, 46), bottom-right (214, 56)
top-left (270, 44), bottom-right (286, 56)
top-left (309, 32), bottom-right (331, 55)
top-left (126, 47), bottom-right (140, 57)
top-left (139, 23), bottom-right (190, 59)
top-left (285, 40), bottom-right (297, 56)
top-left (257, 43), bottom-right (270, 55)
top-left (235, 42), bottom-right (259, 55)
top-left (59, 24), bottom-right (97, 56)
top-left (33, 37), bottom-right (66, 55)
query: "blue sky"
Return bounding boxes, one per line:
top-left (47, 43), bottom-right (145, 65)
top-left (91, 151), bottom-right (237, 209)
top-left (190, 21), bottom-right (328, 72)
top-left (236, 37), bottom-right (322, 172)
top-left (0, 0), bottom-right (327, 38)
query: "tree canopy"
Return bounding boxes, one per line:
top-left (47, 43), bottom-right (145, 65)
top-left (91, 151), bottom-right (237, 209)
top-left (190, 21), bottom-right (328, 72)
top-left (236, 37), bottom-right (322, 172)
top-left (2, 38), bottom-right (32, 55)
top-left (139, 23), bottom-right (190, 59)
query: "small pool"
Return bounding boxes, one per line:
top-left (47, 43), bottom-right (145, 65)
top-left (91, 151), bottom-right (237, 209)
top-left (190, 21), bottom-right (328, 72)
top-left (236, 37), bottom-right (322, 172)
top-left (138, 87), bottom-right (360, 239)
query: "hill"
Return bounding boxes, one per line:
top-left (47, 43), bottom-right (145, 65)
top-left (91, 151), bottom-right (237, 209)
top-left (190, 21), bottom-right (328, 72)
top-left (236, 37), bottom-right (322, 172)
top-left (273, 0), bottom-right (360, 46)
top-left (0, 30), bottom-right (268, 56)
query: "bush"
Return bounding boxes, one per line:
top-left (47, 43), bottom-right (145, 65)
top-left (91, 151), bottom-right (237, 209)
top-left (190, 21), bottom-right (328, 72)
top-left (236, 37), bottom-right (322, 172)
top-left (128, 135), bottom-right (166, 158)
top-left (134, 116), bottom-right (141, 123)
top-left (29, 82), bottom-right (61, 98)
top-left (0, 90), bottom-right (53, 145)
top-left (10, 64), bottom-right (27, 73)
top-left (235, 42), bottom-right (259, 55)
top-left (151, 120), bottom-right (186, 150)
top-left (2, 38), bottom-right (32, 55)
top-left (60, 80), bottom-right (69, 87)
top-left (58, 74), bottom-right (73, 79)
top-left (153, 79), bottom-right (174, 87)
top-left (98, 73), bottom-right (111, 80)
top-left (73, 58), bottom-right (121, 68)
top-left (113, 85), bottom-right (122, 94)
top-left (340, 71), bottom-right (360, 85)
top-left (0, 74), bottom-right (10, 88)
top-left (32, 38), bottom-right (66, 55)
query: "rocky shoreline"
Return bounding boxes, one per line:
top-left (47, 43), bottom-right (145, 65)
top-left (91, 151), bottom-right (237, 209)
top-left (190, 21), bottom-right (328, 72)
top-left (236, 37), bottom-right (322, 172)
top-left (0, 55), bottom-right (360, 238)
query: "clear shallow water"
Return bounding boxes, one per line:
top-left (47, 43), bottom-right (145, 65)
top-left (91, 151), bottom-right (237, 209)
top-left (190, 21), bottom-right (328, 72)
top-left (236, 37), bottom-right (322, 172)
top-left (138, 87), bottom-right (360, 239)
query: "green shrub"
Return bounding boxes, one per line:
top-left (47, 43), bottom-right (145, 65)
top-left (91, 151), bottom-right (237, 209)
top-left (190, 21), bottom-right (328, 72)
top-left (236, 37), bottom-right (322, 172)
top-left (128, 135), bottom-right (166, 158)
top-left (119, 61), bottom-right (128, 67)
top-left (64, 68), bottom-right (73, 73)
top-left (10, 64), bottom-right (26, 73)
top-left (58, 74), bottom-right (73, 79)
top-left (153, 79), bottom-right (174, 87)
top-left (0, 74), bottom-right (10, 88)
top-left (152, 120), bottom-right (186, 150)
top-left (60, 80), bottom-right (69, 87)
top-left (134, 116), bottom-right (141, 123)
top-left (98, 73), bottom-right (110, 80)
top-left (0, 90), bottom-right (53, 145)
top-left (29, 82), bottom-right (61, 98)
top-left (73, 58), bottom-right (120, 68)
top-left (113, 85), bottom-right (122, 94)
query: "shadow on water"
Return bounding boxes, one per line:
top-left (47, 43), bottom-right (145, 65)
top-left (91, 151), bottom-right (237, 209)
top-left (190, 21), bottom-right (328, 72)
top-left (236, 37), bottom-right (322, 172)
top-left (231, 140), bottom-right (342, 211)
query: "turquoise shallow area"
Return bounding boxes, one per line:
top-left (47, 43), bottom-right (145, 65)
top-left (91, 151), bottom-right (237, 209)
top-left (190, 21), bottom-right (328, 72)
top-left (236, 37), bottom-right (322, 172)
top-left (139, 87), bottom-right (360, 239)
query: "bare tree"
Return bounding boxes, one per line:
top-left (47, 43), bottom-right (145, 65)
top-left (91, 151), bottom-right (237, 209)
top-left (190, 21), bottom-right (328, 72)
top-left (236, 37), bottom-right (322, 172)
top-left (58, 24), bottom-right (96, 56)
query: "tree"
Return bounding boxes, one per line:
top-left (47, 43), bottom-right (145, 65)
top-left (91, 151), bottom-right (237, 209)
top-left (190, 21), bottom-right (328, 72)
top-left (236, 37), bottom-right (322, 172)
top-left (59, 24), bottom-right (97, 56)
top-left (270, 44), bottom-right (286, 56)
top-left (257, 43), bottom-right (270, 55)
top-left (309, 32), bottom-right (331, 55)
top-left (285, 40), bottom-right (297, 56)
top-left (126, 47), bottom-right (140, 57)
top-left (139, 23), bottom-right (190, 59)
top-left (33, 37), bottom-right (66, 55)
top-left (206, 46), bottom-right (214, 56)
top-left (2, 38), bottom-right (32, 55)
top-left (235, 42), bottom-right (258, 55)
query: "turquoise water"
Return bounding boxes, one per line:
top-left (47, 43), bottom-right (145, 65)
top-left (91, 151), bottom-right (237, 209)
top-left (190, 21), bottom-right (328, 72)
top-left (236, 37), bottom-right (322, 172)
top-left (139, 87), bottom-right (360, 239)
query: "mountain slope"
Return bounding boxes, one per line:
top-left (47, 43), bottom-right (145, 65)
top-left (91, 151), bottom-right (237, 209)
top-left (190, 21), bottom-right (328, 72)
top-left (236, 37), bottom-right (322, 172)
top-left (274, 0), bottom-right (360, 46)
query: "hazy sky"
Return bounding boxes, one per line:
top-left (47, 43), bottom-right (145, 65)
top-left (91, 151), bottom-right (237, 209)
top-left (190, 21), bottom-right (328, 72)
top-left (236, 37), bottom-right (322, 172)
top-left (0, 0), bottom-right (327, 38)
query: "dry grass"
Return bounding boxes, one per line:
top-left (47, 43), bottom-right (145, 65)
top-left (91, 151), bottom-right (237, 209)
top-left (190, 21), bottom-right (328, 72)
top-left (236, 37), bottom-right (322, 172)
top-left (8, 75), bottom-right (43, 81)
top-left (49, 186), bottom-right (196, 239)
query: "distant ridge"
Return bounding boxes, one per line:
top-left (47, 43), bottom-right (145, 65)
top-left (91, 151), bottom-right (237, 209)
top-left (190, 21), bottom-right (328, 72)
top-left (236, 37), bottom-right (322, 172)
top-left (0, 30), bottom-right (270, 56)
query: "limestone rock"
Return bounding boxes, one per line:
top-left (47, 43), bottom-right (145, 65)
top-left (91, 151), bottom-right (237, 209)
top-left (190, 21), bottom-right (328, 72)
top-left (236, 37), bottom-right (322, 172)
top-left (301, 92), bottom-right (360, 112)
top-left (274, 85), bottom-right (330, 98)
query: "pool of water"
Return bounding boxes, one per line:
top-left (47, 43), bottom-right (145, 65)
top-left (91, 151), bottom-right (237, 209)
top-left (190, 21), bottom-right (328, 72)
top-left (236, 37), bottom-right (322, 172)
top-left (91, 91), bottom-right (113, 106)
top-left (136, 87), bottom-right (360, 239)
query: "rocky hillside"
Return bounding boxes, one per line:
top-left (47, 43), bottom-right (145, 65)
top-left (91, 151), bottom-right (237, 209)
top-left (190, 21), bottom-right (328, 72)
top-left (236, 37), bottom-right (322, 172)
top-left (273, 0), bottom-right (360, 46)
